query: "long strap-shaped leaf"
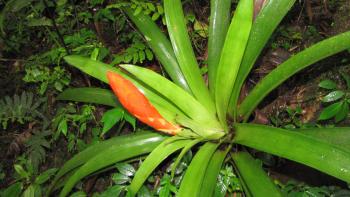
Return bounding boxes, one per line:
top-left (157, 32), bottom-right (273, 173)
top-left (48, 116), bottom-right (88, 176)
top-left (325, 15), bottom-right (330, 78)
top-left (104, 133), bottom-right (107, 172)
top-left (123, 8), bottom-right (191, 93)
top-left (232, 152), bottom-right (282, 197)
top-left (207, 0), bottom-right (231, 96)
top-left (57, 88), bottom-right (120, 107)
top-left (64, 55), bottom-right (185, 122)
top-left (215, 0), bottom-right (253, 129)
top-left (177, 142), bottom-right (219, 197)
top-left (128, 137), bottom-right (190, 195)
top-left (234, 123), bottom-right (350, 183)
top-left (199, 147), bottom-right (229, 196)
top-left (58, 132), bottom-right (166, 197)
top-left (164, 0), bottom-right (215, 114)
top-left (228, 0), bottom-right (297, 118)
top-left (239, 31), bottom-right (350, 120)
top-left (48, 132), bottom-right (163, 193)
top-left (121, 64), bottom-right (222, 131)
top-left (298, 127), bottom-right (350, 151)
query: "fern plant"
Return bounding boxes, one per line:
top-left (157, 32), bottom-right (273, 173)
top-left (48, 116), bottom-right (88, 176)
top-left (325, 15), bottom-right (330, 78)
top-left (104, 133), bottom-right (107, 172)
top-left (0, 92), bottom-right (44, 130)
top-left (51, 0), bottom-right (350, 196)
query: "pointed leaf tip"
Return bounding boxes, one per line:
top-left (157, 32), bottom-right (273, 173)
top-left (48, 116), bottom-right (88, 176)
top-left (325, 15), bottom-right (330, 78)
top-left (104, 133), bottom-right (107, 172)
top-left (106, 71), bottom-right (181, 135)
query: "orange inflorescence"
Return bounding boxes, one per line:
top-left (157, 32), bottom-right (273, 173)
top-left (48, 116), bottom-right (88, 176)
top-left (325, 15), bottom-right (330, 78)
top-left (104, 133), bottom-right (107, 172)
top-left (107, 71), bottom-right (181, 135)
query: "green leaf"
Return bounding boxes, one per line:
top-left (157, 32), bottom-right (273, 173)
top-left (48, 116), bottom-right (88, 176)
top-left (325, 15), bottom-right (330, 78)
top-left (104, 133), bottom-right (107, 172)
top-left (234, 123), bottom-right (350, 183)
top-left (14, 164), bottom-right (29, 180)
top-left (232, 152), bottom-right (282, 197)
top-left (199, 147), bottom-right (229, 197)
top-left (1, 182), bottom-right (22, 197)
top-left (115, 163), bottom-right (135, 177)
top-left (128, 137), bottom-right (190, 195)
top-left (121, 64), bottom-right (222, 133)
top-left (63, 56), bottom-right (186, 122)
top-left (49, 132), bottom-right (165, 194)
top-left (228, 0), bottom-right (297, 118)
top-left (112, 173), bottom-right (131, 184)
top-left (318, 102), bottom-right (343, 120)
top-left (58, 119), bottom-right (68, 136)
top-left (318, 80), bottom-right (337, 90)
top-left (298, 127), bottom-right (350, 152)
top-left (215, 0), bottom-right (253, 129)
top-left (322, 90), bottom-right (345, 102)
top-left (57, 88), bottom-right (120, 107)
top-left (341, 72), bottom-right (350, 89)
top-left (23, 185), bottom-right (35, 197)
top-left (207, 0), bottom-right (231, 96)
top-left (123, 8), bottom-right (191, 93)
top-left (59, 132), bottom-right (165, 197)
top-left (177, 142), bottom-right (220, 196)
top-left (101, 108), bottom-right (124, 135)
top-left (239, 31), bottom-right (350, 120)
top-left (35, 168), bottom-right (58, 185)
top-left (335, 101), bottom-right (349, 122)
top-left (164, 0), bottom-right (215, 114)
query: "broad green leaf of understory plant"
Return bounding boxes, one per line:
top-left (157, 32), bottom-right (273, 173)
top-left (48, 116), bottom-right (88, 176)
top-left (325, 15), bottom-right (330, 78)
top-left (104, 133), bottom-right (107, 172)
top-left (239, 31), bottom-right (350, 120)
top-left (319, 80), bottom-right (337, 90)
top-left (48, 132), bottom-right (166, 196)
top-left (128, 137), bottom-right (190, 195)
top-left (232, 152), bottom-right (282, 196)
top-left (121, 64), bottom-right (223, 135)
top-left (234, 123), bottom-right (350, 183)
top-left (164, 0), bottom-right (215, 114)
top-left (63, 55), bottom-right (185, 123)
top-left (177, 142), bottom-right (220, 196)
top-left (215, 0), bottom-right (253, 129)
top-left (207, 0), bottom-right (231, 96)
top-left (57, 88), bottom-right (120, 107)
top-left (228, 0), bottom-right (297, 118)
top-left (123, 8), bottom-right (191, 93)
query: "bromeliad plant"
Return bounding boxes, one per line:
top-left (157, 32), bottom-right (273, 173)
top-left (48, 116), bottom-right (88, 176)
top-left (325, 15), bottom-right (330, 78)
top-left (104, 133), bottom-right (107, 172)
top-left (50, 0), bottom-right (350, 196)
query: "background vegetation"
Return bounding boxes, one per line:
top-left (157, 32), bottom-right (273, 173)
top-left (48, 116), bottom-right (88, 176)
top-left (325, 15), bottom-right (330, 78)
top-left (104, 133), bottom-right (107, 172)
top-left (0, 0), bottom-right (350, 196)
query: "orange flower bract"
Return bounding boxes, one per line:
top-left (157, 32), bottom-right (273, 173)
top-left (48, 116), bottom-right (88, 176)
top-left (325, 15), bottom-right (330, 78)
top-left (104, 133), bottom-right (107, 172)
top-left (107, 71), bottom-right (181, 135)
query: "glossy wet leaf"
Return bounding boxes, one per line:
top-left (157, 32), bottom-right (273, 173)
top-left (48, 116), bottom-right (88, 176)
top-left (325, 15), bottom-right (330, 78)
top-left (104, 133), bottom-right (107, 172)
top-left (123, 8), bottom-right (191, 93)
top-left (229, 0), bottom-right (297, 118)
top-left (232, 152), bottom-right (282, 197)
top-left (322, 91), bottom-right (345, 103)
top-left (215, 0), bottom-right (253, 128)
top-left (234, 123), bottom-right (350, 183)
top-left (207, 0), bottom-right (231, 96)
top-left (101, 108), bottom-right (124, 135)
top-left (318, 102), bottom-right (343, 120)
top-left (164, 0), bottom-right (215, 114)
top-left (57, 88), bottom-right (120, 107)
top-left (335, 101), bottom-right (349, 122)
top-left (112, 173), bottom-right (131, 185)
top-left (128, 137), bottom-right (190, 195)
top-left (115, 163), bottom-right (135, 177)
top-left (318, 80), bottom-right (337, 90)
top-left (239, 31), bottom-right (350, 120)
top-left (178, 142), bottom-right (219, 196)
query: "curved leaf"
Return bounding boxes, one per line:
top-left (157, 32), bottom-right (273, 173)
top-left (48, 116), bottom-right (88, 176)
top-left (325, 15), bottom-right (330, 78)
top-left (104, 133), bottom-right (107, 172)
top-left (177, 142), bottom-right (219, 197)
top-left (64, 55), bottom-right (185, 121)
top-left (199, 147), bottom-right (229, 197)
top-left (234, 123), bottom-right (350, 183)
top-left (121, 64), bottom-right (222, 131)
top-left (128, 137), bottom-right (190, 195)
top-left (59, 132), bottom-right (166, 197)
top-left (57, 88), bottom-right (120, 107)
top-left (229, 0), bottom-right (297, 118)
top-left (164, 0), bottom-right (215, 114)
top-left (50, 132), bottom-right (163, 192)
top-left (232, 152), bottom-right (282, 197)
top-left (298, 127), bottom-right (350, 151)
top-left (239, 31), bottom-right (350, 120)
top-left (215, 0), bottom-right (253, 129)
top-left (207, 0), bottom-right (231, 96)
top-left (123, 8), bottom-right (191, 93)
